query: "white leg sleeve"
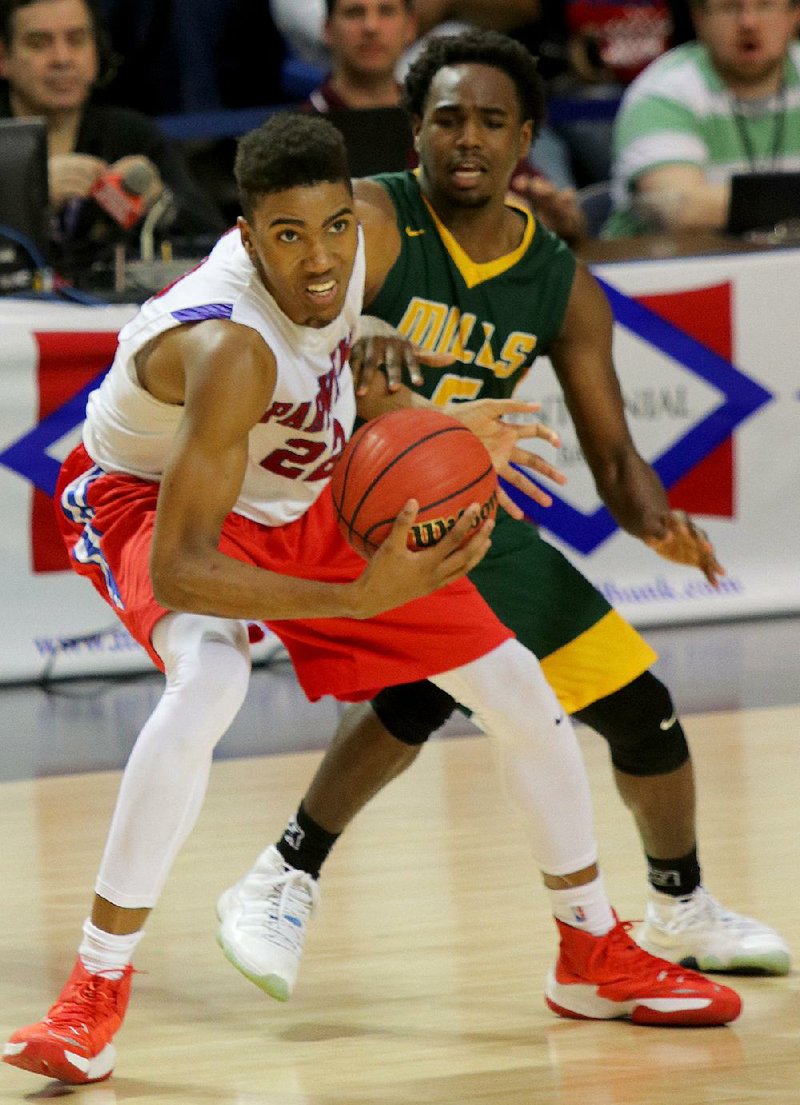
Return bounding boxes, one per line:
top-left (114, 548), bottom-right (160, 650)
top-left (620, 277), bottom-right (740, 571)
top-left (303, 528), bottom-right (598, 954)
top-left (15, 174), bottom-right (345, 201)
top-left (431, 639), bottom-right (598, 877)
top-left (95, 613), bottom-right (252, 909)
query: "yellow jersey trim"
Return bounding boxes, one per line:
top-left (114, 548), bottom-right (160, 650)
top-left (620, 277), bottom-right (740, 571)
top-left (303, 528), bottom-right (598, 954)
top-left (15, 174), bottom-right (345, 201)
top-left (421, 194), bottom-right (535, 289)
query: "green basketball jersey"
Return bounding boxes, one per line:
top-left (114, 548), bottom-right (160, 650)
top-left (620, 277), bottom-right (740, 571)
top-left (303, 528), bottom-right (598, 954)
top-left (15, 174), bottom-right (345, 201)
top-left (364, 171), bottom-right (657, 712)
top-left (368, 172), bottom-right (577, 406)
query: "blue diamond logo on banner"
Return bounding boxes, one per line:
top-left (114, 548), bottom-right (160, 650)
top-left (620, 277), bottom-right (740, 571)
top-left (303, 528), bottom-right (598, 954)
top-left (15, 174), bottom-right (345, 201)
top-left (502, 278), bottom-right (773, 555)
top-left (0, 371), bottom-right (108, 497)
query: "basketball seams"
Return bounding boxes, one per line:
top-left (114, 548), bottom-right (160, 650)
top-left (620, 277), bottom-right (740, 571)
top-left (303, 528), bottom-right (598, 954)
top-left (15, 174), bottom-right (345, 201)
top-left (361, 461), bottom-right (495, 543)
top-left (346, 419), bottom-right (473, 536)
top-left (330, 408), bottom-right (498, 558)
top-left (330, 420), bottom-right (373, 547)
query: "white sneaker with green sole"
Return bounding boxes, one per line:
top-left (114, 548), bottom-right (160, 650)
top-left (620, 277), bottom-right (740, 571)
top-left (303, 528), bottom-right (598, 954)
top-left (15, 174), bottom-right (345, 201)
top-left (636, 886), bottom-right (791, 975)
top-left (217, 845), bottom-right (319, 1001)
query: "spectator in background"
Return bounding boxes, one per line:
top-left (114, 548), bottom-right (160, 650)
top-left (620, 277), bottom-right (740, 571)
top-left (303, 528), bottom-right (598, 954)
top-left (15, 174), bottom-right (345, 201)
top-left (305, 0), bottom-right (587, 243)
top-left (287, 0), bottom-right (590, 237)
top-left (269, 1), bottom-right (622, 197)
top-left (306, 0), bottom-right (417, 111)
top-left (605, 0), bottom-right (800, 236)
top-left (523, 1), bottom-right (694, 187)
top-left (0, 0), bottom-right (226, 282)
top-left (272, 0), bottom-right (541, 72)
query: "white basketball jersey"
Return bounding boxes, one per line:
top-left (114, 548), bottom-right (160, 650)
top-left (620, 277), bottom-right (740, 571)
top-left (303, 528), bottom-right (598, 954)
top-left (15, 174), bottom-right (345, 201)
top-left (83, 227), bottom-right (363, 526)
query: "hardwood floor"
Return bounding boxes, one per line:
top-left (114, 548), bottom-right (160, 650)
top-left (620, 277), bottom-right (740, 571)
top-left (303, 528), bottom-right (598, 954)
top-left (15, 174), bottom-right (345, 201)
top-left (1, 698), bottom-right (799, 1104)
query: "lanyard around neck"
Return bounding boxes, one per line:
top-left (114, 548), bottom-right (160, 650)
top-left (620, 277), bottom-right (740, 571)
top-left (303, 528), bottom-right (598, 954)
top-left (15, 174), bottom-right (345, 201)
top-left (731, 83), bottom-right (787, 172)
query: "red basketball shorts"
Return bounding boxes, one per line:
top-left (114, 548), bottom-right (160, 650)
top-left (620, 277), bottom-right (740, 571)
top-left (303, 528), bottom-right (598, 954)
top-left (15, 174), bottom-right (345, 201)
top-left (56, 445), bottom-right (512, 702)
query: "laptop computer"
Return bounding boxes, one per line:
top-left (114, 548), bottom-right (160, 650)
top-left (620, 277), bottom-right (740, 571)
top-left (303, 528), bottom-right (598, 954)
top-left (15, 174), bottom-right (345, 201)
top-left (326, 106), bottom-right (414, 178)
top-left (726, 171), bottom-right (800, 236)
top-left (0, 117), bottom-right (50, 290)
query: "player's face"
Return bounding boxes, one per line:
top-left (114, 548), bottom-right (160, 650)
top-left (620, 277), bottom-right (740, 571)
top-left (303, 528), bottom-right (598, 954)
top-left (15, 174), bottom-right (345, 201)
top-left (694, 0), bottom-right (800, 93)
top-left (414, 64), bottom-right (533, 212)
top-left (239, 181), bottom-right (359, 328)
top-left (0, 0), bottom-right (98, 116)
top-left (325, 0), bottom-right (416, 82)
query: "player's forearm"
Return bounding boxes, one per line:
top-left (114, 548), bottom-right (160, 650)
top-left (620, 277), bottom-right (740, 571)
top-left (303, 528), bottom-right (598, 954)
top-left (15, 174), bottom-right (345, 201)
top-left (151, 547), bottom-right (366, 621)
top-left (592, 451), bottom-right (671, 540)
top-left (637, 179), bottom-right (730, 233)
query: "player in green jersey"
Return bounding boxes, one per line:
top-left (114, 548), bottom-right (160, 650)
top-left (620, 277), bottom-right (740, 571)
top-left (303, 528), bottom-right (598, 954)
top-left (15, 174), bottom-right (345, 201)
top-left (236, 30), bottom-right (790, 1001)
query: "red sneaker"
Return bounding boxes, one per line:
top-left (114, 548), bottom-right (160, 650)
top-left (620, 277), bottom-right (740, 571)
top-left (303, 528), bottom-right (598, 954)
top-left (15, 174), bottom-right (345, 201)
top-left (3, 958), bottom-right (134, 1083)
top-left (545, 917), bottom-right (742, 1026)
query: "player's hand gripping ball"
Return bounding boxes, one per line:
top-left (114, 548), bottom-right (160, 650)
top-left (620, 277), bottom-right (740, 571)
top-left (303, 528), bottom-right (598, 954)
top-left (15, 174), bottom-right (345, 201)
top-left (330, 408), bottom-right (498, 559)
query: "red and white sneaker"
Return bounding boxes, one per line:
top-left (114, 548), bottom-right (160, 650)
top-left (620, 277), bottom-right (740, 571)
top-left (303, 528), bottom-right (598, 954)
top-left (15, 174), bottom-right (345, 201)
top-left (3, 958), bottom-right (134, 1083)
top-left (545, 917), bottom-right (742, 1027)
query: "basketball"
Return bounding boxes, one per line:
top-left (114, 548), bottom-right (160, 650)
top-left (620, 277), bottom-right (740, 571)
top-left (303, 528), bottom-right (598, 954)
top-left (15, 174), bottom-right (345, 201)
top-left (330, 408), bottom-right (498, 558)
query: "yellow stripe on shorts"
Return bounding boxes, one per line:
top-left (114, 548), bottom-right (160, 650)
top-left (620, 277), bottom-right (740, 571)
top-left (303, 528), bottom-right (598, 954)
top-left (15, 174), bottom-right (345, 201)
top-left (541, 610), bottom-right (658, 716)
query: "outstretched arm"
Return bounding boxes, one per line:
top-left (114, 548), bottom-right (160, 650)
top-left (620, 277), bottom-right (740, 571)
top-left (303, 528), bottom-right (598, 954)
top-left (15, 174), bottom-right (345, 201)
top-left (548, 264), bottom-right (724, 585)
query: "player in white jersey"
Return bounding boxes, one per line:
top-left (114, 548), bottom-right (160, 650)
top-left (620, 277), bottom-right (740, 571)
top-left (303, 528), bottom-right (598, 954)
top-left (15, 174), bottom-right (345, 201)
top-left (83, 225), bottom-right (360, 528)
top-left (4, 112), bottom-right (740, 1089)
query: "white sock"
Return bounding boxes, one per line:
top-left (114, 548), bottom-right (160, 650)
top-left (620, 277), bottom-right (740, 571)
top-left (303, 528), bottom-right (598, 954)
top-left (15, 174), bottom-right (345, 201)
top-left (548, 875), bottom-right (615, 936)
top-left (79, 918), bottom-right (145, 978)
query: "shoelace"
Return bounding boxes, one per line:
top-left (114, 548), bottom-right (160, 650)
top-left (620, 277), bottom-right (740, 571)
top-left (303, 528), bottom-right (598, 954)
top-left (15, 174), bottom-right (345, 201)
top-left (46, 968), bottom-right (132, 1036)
top-left (238, 867), bottom-right (319, 954)
top-left (655, 887), bottom-right (761, 937)
top-left (601, 922), bottom-right (701, 988)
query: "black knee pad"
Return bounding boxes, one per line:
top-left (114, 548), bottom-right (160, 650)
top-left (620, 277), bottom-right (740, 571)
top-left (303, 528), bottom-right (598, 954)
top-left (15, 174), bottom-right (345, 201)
top-left (573, 671), bottom-right (689, 776)
top-left (371, 680), bottom-right (457, 746)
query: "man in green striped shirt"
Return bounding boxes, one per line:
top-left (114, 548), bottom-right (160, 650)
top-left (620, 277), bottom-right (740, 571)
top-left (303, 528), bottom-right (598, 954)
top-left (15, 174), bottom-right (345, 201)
top-left (606, 0), bottom-right (800, 236)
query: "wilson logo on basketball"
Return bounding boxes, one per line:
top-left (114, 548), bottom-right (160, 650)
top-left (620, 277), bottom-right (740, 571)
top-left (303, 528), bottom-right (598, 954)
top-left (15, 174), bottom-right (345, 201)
top-left (410, 489), bottom-right (498, 549)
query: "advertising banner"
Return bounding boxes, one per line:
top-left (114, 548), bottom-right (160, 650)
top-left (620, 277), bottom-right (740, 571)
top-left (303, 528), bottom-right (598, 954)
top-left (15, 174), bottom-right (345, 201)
top-left (1, 247), bottom-right (799, 682)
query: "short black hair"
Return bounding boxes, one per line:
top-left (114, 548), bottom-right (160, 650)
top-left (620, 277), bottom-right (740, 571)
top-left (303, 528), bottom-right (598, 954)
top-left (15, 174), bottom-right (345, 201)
top-left (402, 29), bottom-right (545, 136)
top-left (234, 112), bottom-right (352, 221)
top-left (0, 0), bottom-right (117, 86)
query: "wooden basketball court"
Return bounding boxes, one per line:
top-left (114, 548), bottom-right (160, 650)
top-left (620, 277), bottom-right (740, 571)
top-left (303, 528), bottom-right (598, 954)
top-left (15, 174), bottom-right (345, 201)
top-left (1, 702), bottom-right (797, 1104)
